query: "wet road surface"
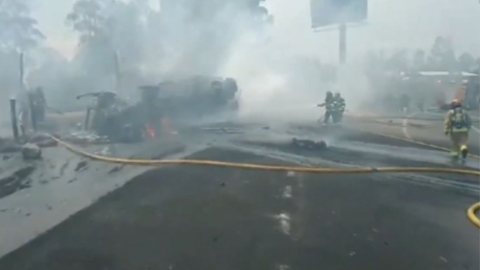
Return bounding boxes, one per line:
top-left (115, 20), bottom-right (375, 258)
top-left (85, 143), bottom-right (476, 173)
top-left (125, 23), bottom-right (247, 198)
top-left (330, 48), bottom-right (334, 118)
top-left (0, 120), bottom-right (479, 270)
top-left (347, 111), bottom-right (480, 156)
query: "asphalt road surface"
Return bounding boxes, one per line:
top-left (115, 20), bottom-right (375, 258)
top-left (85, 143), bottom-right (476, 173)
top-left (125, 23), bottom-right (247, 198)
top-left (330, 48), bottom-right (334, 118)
top-left (346, 111), bottom-right (480, 157)
top-left (0, 120), bottom-right (479, 270)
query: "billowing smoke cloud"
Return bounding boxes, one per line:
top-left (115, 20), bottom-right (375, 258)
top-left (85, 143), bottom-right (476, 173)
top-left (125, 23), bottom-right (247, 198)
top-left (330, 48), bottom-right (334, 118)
top-left (218, 0), bottom-right (480, 122)
top-left (154, 0), bottom-right (266, 76)
top-left (2, 0), bottom-right (478, 126)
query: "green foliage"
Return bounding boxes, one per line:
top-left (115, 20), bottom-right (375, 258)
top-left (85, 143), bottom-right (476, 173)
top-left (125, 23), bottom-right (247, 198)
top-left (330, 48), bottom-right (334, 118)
top-left (66, 0), bottom-right (149, 78)
top-left (66, 0), bottom-right (113, 45)
top-left (457, 52), bottom-right (476, 72)
top-left (366, 36), bottom-right (479, 74)
top-left (0, 0), bottom-right (44, 52)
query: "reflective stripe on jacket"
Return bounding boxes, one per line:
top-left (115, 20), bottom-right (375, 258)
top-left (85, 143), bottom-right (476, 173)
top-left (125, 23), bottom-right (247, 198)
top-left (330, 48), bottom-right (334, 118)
top-left (444, 108), bottom-right (471, 133)
top-left (333, 98), bottom-right (345, 112)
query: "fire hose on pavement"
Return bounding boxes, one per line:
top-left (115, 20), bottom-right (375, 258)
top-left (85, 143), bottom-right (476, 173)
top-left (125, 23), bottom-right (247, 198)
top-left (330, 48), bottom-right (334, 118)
top-left (467, 203), bottom-right (480, 228)
top-left (49, 135), bottom-right (480, 228)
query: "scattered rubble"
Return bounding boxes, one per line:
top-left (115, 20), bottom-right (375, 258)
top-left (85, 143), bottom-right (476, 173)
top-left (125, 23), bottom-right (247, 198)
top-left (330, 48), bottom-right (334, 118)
top-left (68, 178), bottom-right (78, 184)
top-left (29, 133), bottom-right (57, 147)
top-left (63, 132), bottom-right (110, 145)
top-left (74, 161), bottom-right (88, 172)
top-left (291, 138), bottom-right (327, 150)
top-left (0, 141), bottom-right (22, 153)
top-left (95, 146), bottom-right (113, 156)
top-left (0, 166), bottom-right (36, 199)
top-left (108, 166), bottom-right (123, 174)
top-left (202, 127), bottom-right (243, 134)
top-left (59, 160), bottom-right (70, 176)
top-left (21, 144), bottom-right (42, 160)
top-left (1, 133), bottom-right (56, 156)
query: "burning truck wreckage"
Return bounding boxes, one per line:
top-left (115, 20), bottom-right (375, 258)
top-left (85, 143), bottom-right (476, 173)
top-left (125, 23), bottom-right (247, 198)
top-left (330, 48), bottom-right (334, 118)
top-left (1, 72), bottom-right (329, 162)
top-left (1, 73), bottom-right (334, 165)
top-left (0, 76), bottom-right (240, 153)
top-left (76, 76), bottom-right (240, 142)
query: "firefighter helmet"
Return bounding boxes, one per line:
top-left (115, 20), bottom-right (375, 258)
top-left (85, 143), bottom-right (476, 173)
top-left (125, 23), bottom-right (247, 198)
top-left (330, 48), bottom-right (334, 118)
top-left (451, 99), bottom-right (461, 108)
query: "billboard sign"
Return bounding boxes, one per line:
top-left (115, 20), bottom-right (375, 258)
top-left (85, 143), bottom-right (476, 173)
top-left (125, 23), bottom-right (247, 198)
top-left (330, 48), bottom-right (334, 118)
top-left (311, 0), bottom-right (368, 28)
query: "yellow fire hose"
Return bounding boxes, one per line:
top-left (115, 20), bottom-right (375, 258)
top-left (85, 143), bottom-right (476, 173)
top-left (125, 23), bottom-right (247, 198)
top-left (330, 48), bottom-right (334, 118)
top-left (352, 119), bottom-right (480, 228)
top-left (467, 202), bottom-right (480, 228)
top-left (50, 136), bottom-right (480, 228)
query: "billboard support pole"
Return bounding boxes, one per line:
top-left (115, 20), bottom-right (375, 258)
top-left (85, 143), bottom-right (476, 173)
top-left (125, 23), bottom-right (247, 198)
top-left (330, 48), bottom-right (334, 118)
top-left (114, 51), bottom-right (120, 91)
top-left (10, 98), bottom-right (19, 141)
top-left (339, 23), bottom-right (347, 64)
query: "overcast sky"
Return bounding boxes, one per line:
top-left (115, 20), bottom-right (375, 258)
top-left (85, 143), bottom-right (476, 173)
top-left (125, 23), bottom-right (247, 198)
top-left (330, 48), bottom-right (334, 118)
top-left (32, 0), bottom-right (480, 61)
top-left (266, 0), bottom-right (480, 62)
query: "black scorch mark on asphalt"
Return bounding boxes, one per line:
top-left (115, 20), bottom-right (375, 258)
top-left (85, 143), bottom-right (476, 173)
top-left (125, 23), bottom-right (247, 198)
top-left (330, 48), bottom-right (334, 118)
top-left (0, 166), bottom-right (36, 199)
top-left (75, 161), bottom-right (88, 172)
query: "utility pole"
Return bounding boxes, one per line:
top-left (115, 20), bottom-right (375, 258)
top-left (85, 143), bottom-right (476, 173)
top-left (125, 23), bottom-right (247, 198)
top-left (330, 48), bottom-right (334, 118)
top-left (18, 52), bottom-right (28, 137)
top-left (339, 23), bottom-right (347, 64)
top-left (114, 51), bottom-right (120, 90)
top-left (10, 98), bottom-right (19, 141)
top-left (314, 22), bottom-right (362, 65)
top-left (19, 52), bottom-right (24, 91)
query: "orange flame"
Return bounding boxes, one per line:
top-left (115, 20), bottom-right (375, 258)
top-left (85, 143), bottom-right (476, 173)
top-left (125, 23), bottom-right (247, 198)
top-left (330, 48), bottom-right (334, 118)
top-left (146, 124), bottom-right (156, 138)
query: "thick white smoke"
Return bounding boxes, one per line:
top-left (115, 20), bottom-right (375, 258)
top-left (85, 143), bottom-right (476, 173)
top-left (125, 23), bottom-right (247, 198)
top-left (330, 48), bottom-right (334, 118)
top-left (217, 0), bottom-right (480, 123)
top-left (18, 0), bottom-right (480, 123)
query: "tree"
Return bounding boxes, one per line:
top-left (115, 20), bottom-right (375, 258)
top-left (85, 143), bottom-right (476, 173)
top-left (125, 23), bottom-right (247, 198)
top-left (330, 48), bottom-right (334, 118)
top-left (66, 0), bottom-right (155, 91)
top-left (66, 0), bottom-right (113, 45)
top-left (386, 50), bottom-right (409, 72)
top-left (412, 49), bottom-right (426, 71)
top-left (457, 52), bottom-right (476, 72)
top-left (429, 36), bottom-right (457, 71)
top-left (107, 0), bottom-right (147, 69)
top-left (67, 0), bottom-right (150, 57)
top-left (0, 0), bottom-right (44, 52)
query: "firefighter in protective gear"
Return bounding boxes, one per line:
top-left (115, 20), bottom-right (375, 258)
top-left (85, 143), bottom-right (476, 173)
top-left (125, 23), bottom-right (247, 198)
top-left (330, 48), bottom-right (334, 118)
top-left (318, 91), bottom-right (334, 124)
top-left (332, 92), bottom-right (346, 123)
top-left (444, 99), bottom-right (471, 159)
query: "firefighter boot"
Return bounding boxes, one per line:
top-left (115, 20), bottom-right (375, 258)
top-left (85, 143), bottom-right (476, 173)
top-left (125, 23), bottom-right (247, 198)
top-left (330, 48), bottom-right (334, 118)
top-left (461, 145), bottom-right (468, 159)
top-left (450, 150), bottom-right (459, 162)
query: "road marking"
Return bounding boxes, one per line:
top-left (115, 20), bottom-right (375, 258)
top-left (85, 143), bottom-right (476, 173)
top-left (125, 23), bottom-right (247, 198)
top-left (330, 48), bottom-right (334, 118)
top-left (422, 111), bottom-right (480, 135)
top-left (402, 112), bottom-right (419, 140)
top-left (402, 117), bottom-right (412, 139)
top-left (276, 264), bottom-right (291, 270)
top-left (472, 125), bottom-right (480, 134)
top-left (404, 111), bottom-right (480, 136)
top-left (282, 186), bottom-right (292, 198)
top-left (274, 213), bottom-right (291, 235)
